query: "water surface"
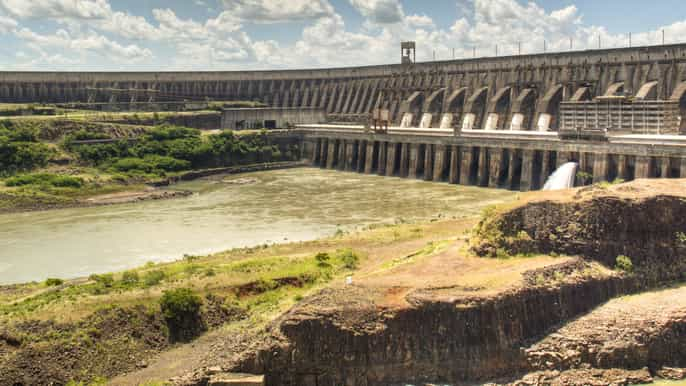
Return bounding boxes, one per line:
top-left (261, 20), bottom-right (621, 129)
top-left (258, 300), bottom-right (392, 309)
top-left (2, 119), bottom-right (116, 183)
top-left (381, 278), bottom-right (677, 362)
top-left (0, 168), bottom-right (515, 284)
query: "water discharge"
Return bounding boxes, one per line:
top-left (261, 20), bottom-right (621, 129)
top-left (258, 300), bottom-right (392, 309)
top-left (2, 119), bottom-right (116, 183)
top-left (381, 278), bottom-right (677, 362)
top-left (0, 168), bottom-right (516, 284)
top-left (543, 162), bottom-right (579, 191)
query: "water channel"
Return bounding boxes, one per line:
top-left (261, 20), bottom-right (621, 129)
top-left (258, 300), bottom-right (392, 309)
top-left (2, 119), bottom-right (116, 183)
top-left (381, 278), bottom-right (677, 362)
top-left (0, 168), bottom-right (516, 284)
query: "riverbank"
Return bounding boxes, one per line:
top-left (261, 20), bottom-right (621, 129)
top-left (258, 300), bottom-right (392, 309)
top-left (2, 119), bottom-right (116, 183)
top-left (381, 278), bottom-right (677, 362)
top-left (0, 161), bottom-right (307, 214)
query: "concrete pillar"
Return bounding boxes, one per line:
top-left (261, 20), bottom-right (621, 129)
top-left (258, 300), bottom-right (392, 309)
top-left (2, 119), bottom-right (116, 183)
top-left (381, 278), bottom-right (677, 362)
top-left (326, 140), bottom-right (337, 169)
top-left (660, 157), bottom-right (670, 178)
top-left (539, 151), bottom-right (552, 188)
top-left (592, 153), bottom-right (609, 183)
top-left (337, 140), bottom-right (346, 170)
top-left (507, 150), bottom-right (518, 189)
top-left (386, 143), bottom-right (397, 176)
top-left (319, 139), bottom-right (328, 168)
top-left (377, 142), bottom-right (387, 175)
top-left (364, 141), bottom-right (375, 174)
top-left (424, 144), bottom-right (434, 181)
top-left (408, 143), bottom-right (420, 178)
top-left (399, 143), bottom-right (409, 177)
top-left (311, 139), bottom-right (320, 165)
top-left (556, 151), bottom-right (570, 168)
top-left (635, 156), bottom-right (652, 179)
top-left (578, 153), bottom-right (591, 185)
top-left (477, 148), bottom-right (489, 187)
top-left (433, 145), bottom-right (447, 182)
top-left (681, 158), bottom-right (686, 178)
top-left (449, 145), bottom-right (460, 184)
top-left (356, 141), bottom-right (365, 172)
top-left (489, 148), bottom-right (503, 188)
top-left (520, 149), bottom-right (535, 191)
top-left (617, 155), bottom-right (628, 180)
top-left (459, 147), bottom-right (473, 185)
top-left (344, 141), bottom-right (354, 171)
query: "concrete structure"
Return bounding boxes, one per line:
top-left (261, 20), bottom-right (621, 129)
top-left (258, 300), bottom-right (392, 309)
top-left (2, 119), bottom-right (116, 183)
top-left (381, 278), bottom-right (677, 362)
top-left (300, 125), bottom-right (686, 191)
top-left (3, 43), bottom-right (686, 134)
top-left (221, 107), bottom-right (325, 129)
top-left (6, 43), bottom-right (686, 190)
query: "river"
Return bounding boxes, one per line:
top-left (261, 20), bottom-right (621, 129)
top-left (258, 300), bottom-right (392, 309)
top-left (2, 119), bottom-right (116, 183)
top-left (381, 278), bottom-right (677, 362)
top-left (0, 168), bottom-right (516, 285)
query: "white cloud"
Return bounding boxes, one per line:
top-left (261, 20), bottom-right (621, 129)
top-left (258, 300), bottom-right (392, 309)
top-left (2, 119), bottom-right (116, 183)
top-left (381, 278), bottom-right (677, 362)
top-left (349, 0), bottom-right (403, 24)
top-left (0, 13), bottom-right (16, 33)
top-left (15, 27), bottom-right (153, 62)
top-left (221, 0), bottom-right (334, 23)
top-left (0, 0), bottom-right (111, 20)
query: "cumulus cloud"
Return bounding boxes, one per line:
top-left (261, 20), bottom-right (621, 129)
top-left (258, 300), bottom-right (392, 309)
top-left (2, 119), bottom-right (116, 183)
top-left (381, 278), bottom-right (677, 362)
top-left (15, 27), bottom-right (153, 62)
top-left (349, 0), bottom-right (404, 24)
top-left (0, 13), bottom-right (16, 33)
top-left (221, 0), bottom-right (334, 23)
top-left (0, 0), bottom-right (111, 20)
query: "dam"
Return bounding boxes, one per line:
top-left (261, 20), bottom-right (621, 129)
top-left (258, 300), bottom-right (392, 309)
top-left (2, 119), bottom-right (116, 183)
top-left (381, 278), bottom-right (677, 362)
top-left (6, 43), bottom-right (686, 190)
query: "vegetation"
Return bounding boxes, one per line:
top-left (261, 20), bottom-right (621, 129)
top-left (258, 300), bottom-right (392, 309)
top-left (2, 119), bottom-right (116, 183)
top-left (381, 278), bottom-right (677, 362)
top-left (66, 125), bottom-right (298, 177)
top-left (5, 173), bottom-right (84, 188)
top-left (615, 255), bottom-right (634, 273)
top-left (159, 288), bottom-right (203, 342)
top-left (0, 123), bottom-right (53, 175)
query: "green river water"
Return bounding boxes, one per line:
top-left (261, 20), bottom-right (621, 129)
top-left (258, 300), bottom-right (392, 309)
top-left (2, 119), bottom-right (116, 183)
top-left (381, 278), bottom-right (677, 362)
top-left (0, 168), bottom-right (516, 285)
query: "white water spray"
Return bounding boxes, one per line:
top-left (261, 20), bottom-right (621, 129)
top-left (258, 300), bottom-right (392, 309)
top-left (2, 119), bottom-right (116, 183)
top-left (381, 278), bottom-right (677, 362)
top-left (543, 162), bottom-right (578, 191)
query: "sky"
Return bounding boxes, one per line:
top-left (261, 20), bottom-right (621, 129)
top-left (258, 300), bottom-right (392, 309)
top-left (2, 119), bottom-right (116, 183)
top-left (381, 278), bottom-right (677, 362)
top-left (0, 0), bottom-right (684, 71)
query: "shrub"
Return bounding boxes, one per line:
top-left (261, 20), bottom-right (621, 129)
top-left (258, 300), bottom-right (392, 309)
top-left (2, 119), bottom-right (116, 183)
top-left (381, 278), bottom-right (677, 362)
top-left (89, 273), bottom-right (115, 287)
top-left (45, 278), bottom-right (63, 286)
top-left (615, 255), bottom-right (634, 273)
top-left (121, 271), bottom-right (140, 286)
top-left (337, 249), bottom-right (359, 269)
top-left (159, 288), bottom-right (203, 342)
top-left (143, 270), bottom-right (166, 286)
top-left (5, 173), bottom-right (83, 188)
top-left (315, 252), bottom-right (331, 267)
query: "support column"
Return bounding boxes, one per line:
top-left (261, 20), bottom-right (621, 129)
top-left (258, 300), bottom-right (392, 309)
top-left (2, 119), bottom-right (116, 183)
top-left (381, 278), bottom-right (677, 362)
top-left (681, 158), bottom-right (686, 178)
top-left (539, 151), bottom-right (552, 188)
top-left (592, 153), bottom-right (609, 183)
top-left (459, 147), bottom-right (473, 185)
top-left (356, 141), bottom-right (365, 172)
top-left (617, 155), bottom-right (628, 180)
top-left (408, 144), bottom-right (420, 178)
top-left (489, 148), bottom-right (503, 188)
top-left (507, 150), bottom-right (518, 189)
top-left (556, 151), bottom-right (570, 168)
top-left (364, 141), bottom-right (375, 174)
top-left (377, 142), bottom-right (387, 175)
top-left (477, 148), bottom-right (489, 187)
top-left (449, 145), bottom-right (460, 184)
top-left (635, 156), bottom-right (652, 179)
top-left (311, 139), bottom-right (321, 165)
top-left (433, 145), bottom-right (447, 182)
top-left (520, 149), bottom-right (534, 192)
top-left (326, 140), bottom-right (337, 169)
top-left (399, 143), bottom-right (409, 177)
top-left (319, 138), bottom-right (328, 168)
top-left (337, 140), bottom-right (346, 170)
top-left (386, 143), bottom-right (397, 176)
top-left (345, 141), bottom-right (355, 171)
top-left (660, 157), bottom-right (670, 178)
top-left (424, 144), bottom-right (434, 181)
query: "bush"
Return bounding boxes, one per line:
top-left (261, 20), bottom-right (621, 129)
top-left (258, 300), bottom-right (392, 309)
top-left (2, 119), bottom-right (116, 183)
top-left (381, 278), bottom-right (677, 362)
top-left (615, 255), bottom-right (634, 273)
top-left (143, 270), bottom-right (166, 286)
top-left (315, 252), bottom-right (331, 267)
top-left (337, 249), bottom-right (359, 270)
top-left (45, 278), bottom-right (63, 286)
top-left (5, 173), bottom-right (84, 188)
top-left (121, 271), bottom-right (139, 286)
top-left (89, 273), bottom-right (115, 287)
top-left (159, 288), bottom-right (203, 342)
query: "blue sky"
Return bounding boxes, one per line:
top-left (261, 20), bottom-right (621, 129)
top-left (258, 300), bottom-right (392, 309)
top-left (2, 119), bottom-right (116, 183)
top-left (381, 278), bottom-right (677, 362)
top-left (0, 0), bottom-right (683, 71)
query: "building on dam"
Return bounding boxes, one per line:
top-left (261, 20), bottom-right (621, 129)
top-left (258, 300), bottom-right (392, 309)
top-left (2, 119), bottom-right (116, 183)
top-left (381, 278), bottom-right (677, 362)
top-left (4, 43), bottom-right (686, 190)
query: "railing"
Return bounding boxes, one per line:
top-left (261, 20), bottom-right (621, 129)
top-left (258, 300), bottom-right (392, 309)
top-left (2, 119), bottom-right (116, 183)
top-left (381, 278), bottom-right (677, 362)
top-left (559, 99), bottom-right (681, 135)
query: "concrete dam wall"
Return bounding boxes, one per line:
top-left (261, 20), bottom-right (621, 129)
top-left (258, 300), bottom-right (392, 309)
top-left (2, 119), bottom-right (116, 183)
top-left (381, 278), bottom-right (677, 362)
top-left (4, 43), bottom-right (686, 132)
